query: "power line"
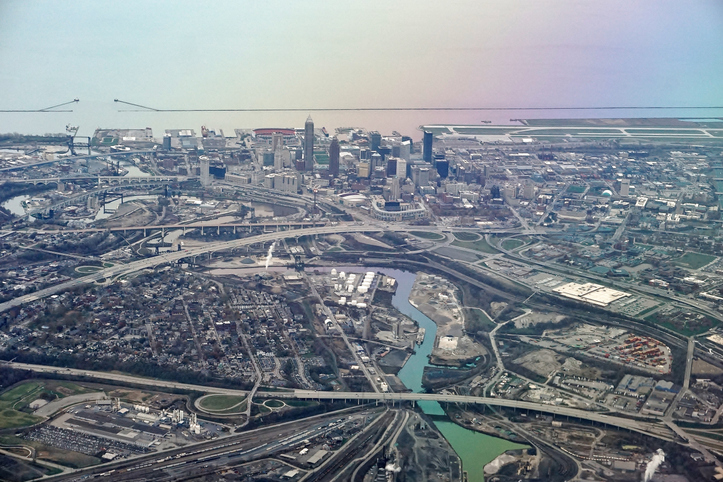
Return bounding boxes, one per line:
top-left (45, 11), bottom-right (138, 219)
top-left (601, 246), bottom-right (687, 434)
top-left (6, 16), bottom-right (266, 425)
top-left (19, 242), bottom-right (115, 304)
top-left (113, 99), bottom-right (723, 113)
top-left (0, 99), bottom-right (79, 113)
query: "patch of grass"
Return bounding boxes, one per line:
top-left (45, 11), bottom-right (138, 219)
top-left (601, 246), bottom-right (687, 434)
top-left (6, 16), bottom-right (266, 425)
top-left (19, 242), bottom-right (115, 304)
top-left (264, 399), bottom-right (285, 408)
top-left (465, 307), bottom-right (497, 334)
top-left (0, 382), bottom-right (45, 429)
top-left (451, 237), bottom-right (499, 254)
top-left (75, 266), bottom-right (102, 274)
top-left (453, 232), bottom-right (480, 241)
top-left (197, 394), bottom-right (246, 411)
top-left (501, 239), bottom-right (524, 250)
top-left (410, 231), bottom-right (445, 240)
top-left (284, 399), bottom-right (316, 407)
top-left (672, 251), bottom-right (717, 269)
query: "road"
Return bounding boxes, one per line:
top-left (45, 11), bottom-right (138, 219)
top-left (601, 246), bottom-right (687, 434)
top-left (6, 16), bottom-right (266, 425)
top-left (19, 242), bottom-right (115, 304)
top-left (4, 362), bottom-right (676, 443)
top-left (0, 224), bottom-right (390, 314)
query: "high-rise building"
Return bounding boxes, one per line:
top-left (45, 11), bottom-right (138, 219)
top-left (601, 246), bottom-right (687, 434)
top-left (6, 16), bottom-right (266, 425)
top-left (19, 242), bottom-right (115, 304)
top-left (396, 159), bottom-right (407, 180)
top-left (369, 131), bottom-right (381, 152)
top-left (371, 152), bottom-right (383, 170)
top-left (418, 167), bottom-right (430, 187)
top-left (358, 160), bottom-right (370, 178)
top-left (272, 132), bottom-right (284, 151)
top-left (423, 131), bottom-right (433, 164)
top-left (620, 178), bottom-right (630, 197)
top-left (329, 137), bottom-right (340, 177)
top-left (435, 159), bottom-right (449, 179)
top-left (304, 115), bottom-right (314, 171)
top-left (200, 156), bottom-right (210, 187)
top-left (390, 176), bottom-right (401, 200)
top-left (523, 181), bottom-right (535, 200)
top-left (386, 157), bottom-right (398, 177)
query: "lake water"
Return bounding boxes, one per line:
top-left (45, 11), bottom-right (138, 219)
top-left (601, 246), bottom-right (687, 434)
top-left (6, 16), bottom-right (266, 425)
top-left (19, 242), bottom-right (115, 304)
top-left (1, 1), bottom-right (722, 138)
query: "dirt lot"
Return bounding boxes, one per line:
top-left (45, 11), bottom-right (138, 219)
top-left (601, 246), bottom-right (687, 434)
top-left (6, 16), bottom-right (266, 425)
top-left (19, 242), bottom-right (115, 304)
top-left (512, 349), bottom-right (562, 378)
top-left (409, 273), bottom-right (487, 365)
top-left (692, 358), bottom-right (723, 377)
top-left (513, 311), bottom-right (567, 329)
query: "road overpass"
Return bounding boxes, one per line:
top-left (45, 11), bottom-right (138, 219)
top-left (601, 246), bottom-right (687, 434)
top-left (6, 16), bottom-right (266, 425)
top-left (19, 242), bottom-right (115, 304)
top-left (0, 224), bottom-right (390, 314)
top-left (0, 149), bottom-right (157, 172)
top-left (3, 362), bottom-right (676, 442)
top-left (0, 175), bottom-right (193, 185)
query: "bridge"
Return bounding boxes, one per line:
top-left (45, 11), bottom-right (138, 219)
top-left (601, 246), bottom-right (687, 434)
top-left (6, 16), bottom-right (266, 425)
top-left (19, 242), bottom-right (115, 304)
top-left (2, 362), bottom-right (675, 442)
top-left (0, 149), bottom-right (157, 172)
top-left (18, 221), bottom-right (328, 236)
top-left (0, 175), bottom-right (193, 186)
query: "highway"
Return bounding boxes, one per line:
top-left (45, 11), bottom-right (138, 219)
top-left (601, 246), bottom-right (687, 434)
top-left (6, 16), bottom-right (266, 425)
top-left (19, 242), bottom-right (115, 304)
top-left (5, 362), bottom-right (676, 443)
top-left (0, 149), bottom-right (157, 172)
top-left (0, 224), bottom-right (390, 314)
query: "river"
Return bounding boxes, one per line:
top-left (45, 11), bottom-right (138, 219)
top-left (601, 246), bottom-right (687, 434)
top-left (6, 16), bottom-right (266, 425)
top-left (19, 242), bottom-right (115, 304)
top-left (370, 268), bottom-right (527, 481)
top-left (2, 195), bottom-right (29, 217)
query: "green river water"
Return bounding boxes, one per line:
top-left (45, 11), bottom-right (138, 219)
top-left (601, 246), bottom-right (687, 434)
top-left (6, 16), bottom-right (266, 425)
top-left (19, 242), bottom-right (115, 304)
top-left (380, 268), bottom-right (528, 482)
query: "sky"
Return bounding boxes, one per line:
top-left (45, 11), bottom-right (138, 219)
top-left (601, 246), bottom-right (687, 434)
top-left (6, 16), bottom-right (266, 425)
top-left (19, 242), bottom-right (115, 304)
top-left (1, 0), bottom-right (722, 137)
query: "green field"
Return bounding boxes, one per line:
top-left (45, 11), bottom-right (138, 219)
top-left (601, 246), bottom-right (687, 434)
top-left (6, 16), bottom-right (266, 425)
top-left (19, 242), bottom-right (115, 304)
top-left (501, 239), bottom-right (525, 250)
top-left (566, 185), bottom-right (586, 193)
top-left (0, 382), bottom-right (45, 429)
top-left (197, 394), bottom-right (246, 412)
top-left (410, 231), bottom-right (445, 240)
top-left (672, 252), bottom-right (717, 270)
top-left (75, 266), bottom-right (103, 274)
top-left (453, 232), bottom-right (480, 241)
top-left (451, 237), bottom-right (499, 254)
top-left (264, 399), bottom-right (285, 408)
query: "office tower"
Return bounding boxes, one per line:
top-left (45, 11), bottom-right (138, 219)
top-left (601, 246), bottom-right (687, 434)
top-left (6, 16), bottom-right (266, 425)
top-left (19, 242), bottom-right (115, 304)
top-left (359, 148), bottom-right (371, 160)
top-left (329, 137), bottom-right (340, 177)
top-left (423, 131), bottom-right (433, 164)
top-left (436, 159), bottom-right (449, 179)
top-left (396, 159), bottom-right (407, 180)
top-left (272, 132), bottom-right (284, 151)
top-left (620, 178), bottom-right (630, 196)
top-left (523, 181), bottom-right (535, 200)
top-left (386, 157), bottom-right (398, 177)
top-left (304, 115), bottom-right (314, 171)
top-left (162, 134), bottom-right (171, 150)
top-left (358, 160), bottom-right (370, 178)
top-left (390, 177), bottom-right (401, 200)
top-left (369, 131), bottom-right (381, 152)
top-left (399, 140), bottom-right (411, 160)
top-left (371, 152), bottom-right (383, 170)
top-left (418, 167), bottom-right (430, 187)
top-left (200, 155), bottom-right (210, 187)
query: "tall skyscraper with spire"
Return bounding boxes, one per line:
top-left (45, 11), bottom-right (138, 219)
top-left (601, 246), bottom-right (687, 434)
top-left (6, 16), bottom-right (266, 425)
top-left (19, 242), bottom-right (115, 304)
top-left (328, 136), bottom-right (340, 177)
top-left (304, 115), bottom-right (314, 172)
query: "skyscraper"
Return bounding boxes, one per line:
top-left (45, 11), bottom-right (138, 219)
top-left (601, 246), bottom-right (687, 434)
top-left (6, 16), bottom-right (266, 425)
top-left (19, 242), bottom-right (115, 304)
top-left (329, 137), bottom-right (340, 177)
top-left (200, 155), bottom-right (210, 187)
top-left (620, 178), bottom-right (630, 196)
top-left (423, 131), bottom-right (433, 164)
top-left (369, 131), bottom-right (381, 152)
top-left (390, 176), bottom-right (401, 200)
top-left (304, 115), bottom-right (314, 171)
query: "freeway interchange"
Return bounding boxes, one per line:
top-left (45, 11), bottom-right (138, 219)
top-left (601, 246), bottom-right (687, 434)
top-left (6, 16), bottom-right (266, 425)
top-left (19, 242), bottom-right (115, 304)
top-left (4, 191), bottom-right (723, 475)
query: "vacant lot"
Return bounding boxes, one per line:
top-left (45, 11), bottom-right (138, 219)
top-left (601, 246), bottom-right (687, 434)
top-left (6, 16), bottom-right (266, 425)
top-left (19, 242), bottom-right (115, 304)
top-left (453, 232), bottom-right (480, 241)
top-left (410, 231), bottom-right (445, 240)
top-left (672, 252), bottom-right (717, 270)
top-left (451, 237), bottom-right (498, 254)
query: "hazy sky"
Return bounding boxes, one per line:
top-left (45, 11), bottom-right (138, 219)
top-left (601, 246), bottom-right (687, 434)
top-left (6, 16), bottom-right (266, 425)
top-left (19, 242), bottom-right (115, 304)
top-left (1, 0), bottom-right (722, 136)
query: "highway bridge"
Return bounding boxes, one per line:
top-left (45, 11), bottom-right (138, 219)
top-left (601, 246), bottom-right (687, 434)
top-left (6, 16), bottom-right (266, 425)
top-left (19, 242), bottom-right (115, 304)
top-left (3, 362), bottom-right (676, 442)
top-left (0, 175), bottom-right (193, 185)
top-left (12, 221), bottom-right (327, 236)
top-left (0, 149), bottom-right (157, 172)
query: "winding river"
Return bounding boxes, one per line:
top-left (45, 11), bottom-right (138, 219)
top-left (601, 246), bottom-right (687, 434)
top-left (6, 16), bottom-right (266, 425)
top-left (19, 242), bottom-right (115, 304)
top-left (375, 268), bottom-right (527, 481)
